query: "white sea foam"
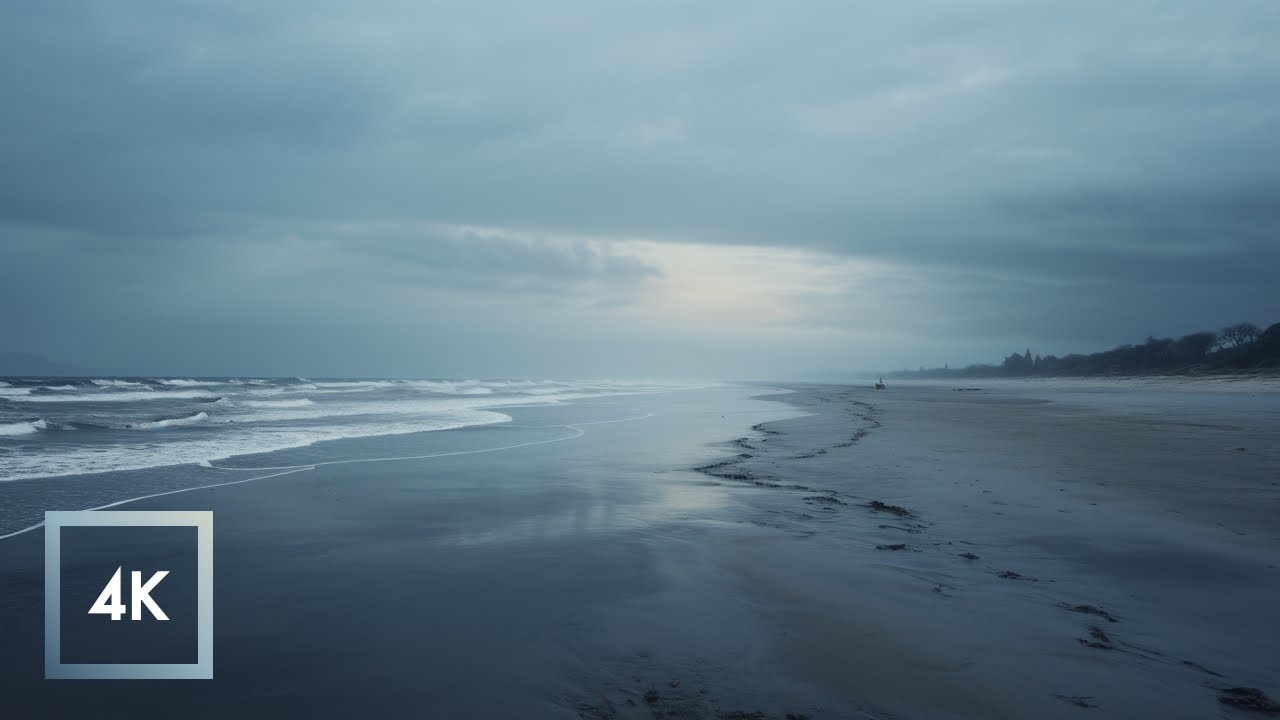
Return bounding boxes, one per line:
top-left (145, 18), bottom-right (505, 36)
top-left (227, 390), bottom-right (601, 425)
top-left (241, 398), bottom-right (315, 408)
top-left (39, 385), bottom-right (79, 391)
top-left (0, 409), bottom-right (510, 481)
top-left (0, 378), bottom-right (693, 481)
top-left (409, 380), bottom-right (493, 395)
top-left (0, 387), bottom-right (32, 397)
top-left (126, 412), bottom-right (209, 430)
top-left (10, 389), bottom-right (218, 403)
top-left (158, 379), bottom-right (228, 387)
top-left (248, 383), bottom-right (317, 396)
top-left (90, 379), bottom-right (145, 387)
top-left (0, 419), bottom-right (47, 436)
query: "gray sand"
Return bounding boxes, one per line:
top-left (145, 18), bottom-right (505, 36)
top-left (1, 382), bottom-right (1277, 718)
top-left (688, 382), bottom-right (1280, 719)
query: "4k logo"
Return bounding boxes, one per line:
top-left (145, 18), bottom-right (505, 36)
top-left (44, 510), bottom-right (214, 679)
top-left (88, 567), bottom-right (171, 621)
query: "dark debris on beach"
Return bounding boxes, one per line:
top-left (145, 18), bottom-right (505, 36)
top-left (879, 523), bottom-right (921, 534)
top-left (1052, 694), bottom-right (1099, 709)
top-left (1077, 626), bottom-right (1114, 650)
top-left (1218, 681), bottom-right (1280, 712)
top-left (1059, 603), bottom-right (1119, 623)
top-left (864, 500), bottom-right (914, 517)
top-left (803, 495), bottom-right (846, 505)
top-left (1219, 687), bottom-right (1280, 715)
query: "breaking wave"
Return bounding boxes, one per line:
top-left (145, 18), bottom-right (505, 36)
top-left (409, 380), bottom-right (493, 395)
top-left (2, 409), bottom-right (511, 481)
top-left (125, 412), bottom-right (209, 430)
top-left (0, 419), bottom-right (47, 436)
top-left (241, 398), bottom-right (315, 408)
top-left (0, 377), bottom-right (694, 481)
top-left (9, 390), bottom-right (220, 403)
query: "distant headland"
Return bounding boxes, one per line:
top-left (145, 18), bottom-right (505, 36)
top-left (891, 321), bottom-right (1280, 379)
top-left (0, 351), bottom-right (79, 377)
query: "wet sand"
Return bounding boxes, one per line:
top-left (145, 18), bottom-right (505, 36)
top-left (1, 382), bottom-right (1277, 718)
top-left (682, 382), bottom-right (1280, 719)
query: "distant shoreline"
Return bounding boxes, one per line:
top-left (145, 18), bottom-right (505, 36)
top-left (889, 366), bottom-right (1280, 381)
top-left (891, 320), bottom-right (1279, 381)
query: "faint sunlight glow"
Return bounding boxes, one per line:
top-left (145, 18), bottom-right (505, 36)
top-left (618, 240), bottom-right (892, 330)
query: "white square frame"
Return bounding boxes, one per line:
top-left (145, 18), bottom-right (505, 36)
top-left (44, 510), bottom-right (213, 680)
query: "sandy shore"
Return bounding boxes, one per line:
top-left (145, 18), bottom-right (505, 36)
top-left (679, 382), bottom-right (1280, 719)
top-left (1, 382), bottom-right (1277, 718)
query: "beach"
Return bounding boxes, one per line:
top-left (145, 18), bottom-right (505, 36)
top-left (1, 381), bottom-right (1277, 718)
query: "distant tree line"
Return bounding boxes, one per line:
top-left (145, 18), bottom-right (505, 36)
top-left (892, 321), bottom-right (1280, 378)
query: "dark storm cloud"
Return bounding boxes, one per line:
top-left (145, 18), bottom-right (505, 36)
top-left (2, 0), bottom-right (1278, 374)
top-left (328, 226), bottom-right (661, 294)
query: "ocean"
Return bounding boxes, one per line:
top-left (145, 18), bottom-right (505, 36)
top-left (0, 377), bottom-right (693, 536)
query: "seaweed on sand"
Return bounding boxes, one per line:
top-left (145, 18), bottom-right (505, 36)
top-left (864, 500), bottom-right (913, 517)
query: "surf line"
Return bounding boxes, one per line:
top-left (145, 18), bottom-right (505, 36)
top-left (0, 413), bottom-right (654, 542)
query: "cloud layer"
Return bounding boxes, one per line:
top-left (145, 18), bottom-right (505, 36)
top-left (3, 1), bottom-right (1278, 376)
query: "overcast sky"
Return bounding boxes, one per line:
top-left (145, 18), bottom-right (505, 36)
top-left (3, 1), bottom-right (1278, 378)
